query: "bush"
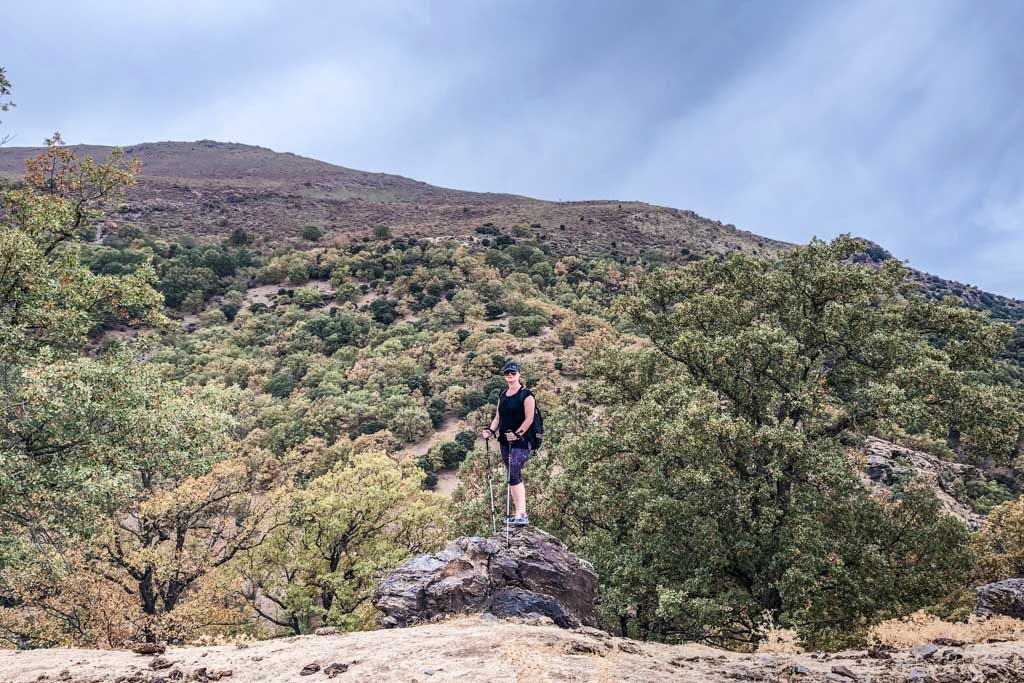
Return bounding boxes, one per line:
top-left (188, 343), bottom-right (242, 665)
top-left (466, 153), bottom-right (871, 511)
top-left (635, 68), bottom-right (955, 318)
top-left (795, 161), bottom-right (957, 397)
top-left (302, 225), bottom-right (323, 242)
top-left (287, 261), bottom-right (309, 285)
top-left (369, 298), bottom-right (398, 325)
top-left (440, 441), bottom-right (467, 469)
top-left (461, 389), bottom-right (487, 416)
top-left (973, 496), bottom-right (1024, 582)
top-left (484, 302), bottom-right (504, 320)
top-left (428, 397), bottom-right (447, 429)
top-left (509, 315), bottom-right (547, 337)
top-left (293, 287), bottom-right (323, 309)
top-left (266, 372), bottom-right (297, 398)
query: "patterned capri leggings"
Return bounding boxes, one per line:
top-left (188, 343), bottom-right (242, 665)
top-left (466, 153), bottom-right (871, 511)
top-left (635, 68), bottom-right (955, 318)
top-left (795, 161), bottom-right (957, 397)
top-left (500, 441), bottom-right (532, 486)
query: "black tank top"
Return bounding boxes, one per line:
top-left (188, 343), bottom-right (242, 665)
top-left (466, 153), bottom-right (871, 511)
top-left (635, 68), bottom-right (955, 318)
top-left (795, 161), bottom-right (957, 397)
top-left (498, 386), bottom-right (532, 444)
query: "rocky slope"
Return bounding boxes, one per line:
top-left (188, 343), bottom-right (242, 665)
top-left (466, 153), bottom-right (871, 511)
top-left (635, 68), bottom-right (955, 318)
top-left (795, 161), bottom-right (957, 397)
top-left (2, 616), bottom-right (1023, 683)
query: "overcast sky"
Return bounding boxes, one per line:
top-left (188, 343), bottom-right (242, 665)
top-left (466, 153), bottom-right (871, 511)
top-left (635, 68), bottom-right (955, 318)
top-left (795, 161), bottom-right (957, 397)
top-left (3, 0), bottom-right (1023, 297)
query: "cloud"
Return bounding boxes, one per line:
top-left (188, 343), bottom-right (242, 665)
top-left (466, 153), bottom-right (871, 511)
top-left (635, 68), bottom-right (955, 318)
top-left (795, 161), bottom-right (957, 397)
top-left (3, 0), bottom-right (1021, 296)
top-left (615, 0), bottom-right (1024, 296)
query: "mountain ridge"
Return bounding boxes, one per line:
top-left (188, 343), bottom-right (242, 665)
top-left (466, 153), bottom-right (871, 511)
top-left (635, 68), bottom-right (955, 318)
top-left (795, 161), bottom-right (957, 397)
top-left (0, 139), bottom-right (788, 261)
top-left (1, 140), bottom-right (1022, 323)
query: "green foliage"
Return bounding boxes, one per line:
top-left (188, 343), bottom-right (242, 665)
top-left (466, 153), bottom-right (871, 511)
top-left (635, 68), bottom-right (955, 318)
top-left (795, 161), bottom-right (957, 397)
top-left (292, 287), bottom-right (323, 309)
top-left (227, 226), bottom-right (252, 246)
top-left (301, 225), bottom-right (323, 242)
top-left (0, 140), bottom-right (246, 647)
top-left (368, 298), bottom-right (398, 325)
top-left (287, 260), bottom-right (309, 285)
top-left (973, 496), bottom-right (1024, 582)
top-left (235, 451), bottom-right (450, 634)
top-left (543, 236), bottom-right (1008, 648)
top-left (509, 314), bottom-right (547, 337)
top-left (965, 478), bottom-right (1015, 515)
top-left (266, 372), bottom-right (297, 398)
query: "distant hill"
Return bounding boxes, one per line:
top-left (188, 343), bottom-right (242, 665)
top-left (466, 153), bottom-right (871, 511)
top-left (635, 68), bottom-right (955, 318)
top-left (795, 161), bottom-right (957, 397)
top-left (0, 140), bottom-right (784, 263)
top-left (1, 140), bottom-right (1021, 329)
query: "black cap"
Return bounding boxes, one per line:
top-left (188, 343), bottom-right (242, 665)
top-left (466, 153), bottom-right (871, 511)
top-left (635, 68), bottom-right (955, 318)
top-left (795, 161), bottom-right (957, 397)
top-left (501, 361), bottom-right (520, 374)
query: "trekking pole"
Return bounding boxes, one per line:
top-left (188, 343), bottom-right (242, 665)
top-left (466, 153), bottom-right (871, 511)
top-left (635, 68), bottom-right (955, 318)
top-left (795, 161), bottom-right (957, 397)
top-left (484, 437), bottom-right (497, 534)
top-left (505, 453), bottom-right (511, 550)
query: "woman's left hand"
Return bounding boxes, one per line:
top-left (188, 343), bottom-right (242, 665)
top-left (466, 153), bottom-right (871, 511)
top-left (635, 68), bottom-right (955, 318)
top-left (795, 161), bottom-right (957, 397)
top-left (505, 431), bottom-right (518, 442)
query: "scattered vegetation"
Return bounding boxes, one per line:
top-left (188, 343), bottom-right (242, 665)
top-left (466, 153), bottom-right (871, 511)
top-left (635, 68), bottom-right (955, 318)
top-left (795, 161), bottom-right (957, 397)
top-left (1, 86), bottom-right (1022, 651)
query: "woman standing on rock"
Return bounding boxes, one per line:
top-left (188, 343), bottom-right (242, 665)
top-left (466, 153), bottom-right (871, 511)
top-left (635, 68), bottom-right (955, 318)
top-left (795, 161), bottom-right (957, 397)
top-left (481, 360), bottom-right (535, 526)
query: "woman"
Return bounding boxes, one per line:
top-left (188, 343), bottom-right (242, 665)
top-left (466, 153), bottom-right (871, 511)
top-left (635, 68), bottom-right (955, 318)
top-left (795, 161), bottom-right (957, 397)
top-left (481, 360), bottom-right (535, 526)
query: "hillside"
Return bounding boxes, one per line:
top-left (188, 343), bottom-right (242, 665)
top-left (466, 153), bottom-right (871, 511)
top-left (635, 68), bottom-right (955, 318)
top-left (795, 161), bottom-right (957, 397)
top-left (0, 140), bottom-right (788, 261)
top-left (3, 140), bottom-right (1024, 657)
top-left (2, 140), bottom-right (1019, 330)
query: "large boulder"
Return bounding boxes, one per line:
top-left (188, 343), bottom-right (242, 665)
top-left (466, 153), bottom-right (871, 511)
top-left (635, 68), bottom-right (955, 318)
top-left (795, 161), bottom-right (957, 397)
top-left (974, 578), bottom-right (1024, 618)
top-left (373, 526), bottom-right (598, 628)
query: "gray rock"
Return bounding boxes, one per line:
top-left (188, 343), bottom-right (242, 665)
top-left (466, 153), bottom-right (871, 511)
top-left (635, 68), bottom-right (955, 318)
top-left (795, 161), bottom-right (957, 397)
top-left (974, 578), bottom-right (1024, 619)
top-left (314, 626), bottom-right (339, 636)
top-left (490, 587), bottom-right (578, 627)
top-left (323, 662), bottom-right (349, 677)
top-left (912, 643), bottom-right (939, 660)
top-left (831, 664), bottom-right (858, 679)
top-left (373, 526), bottom-right (598, 628)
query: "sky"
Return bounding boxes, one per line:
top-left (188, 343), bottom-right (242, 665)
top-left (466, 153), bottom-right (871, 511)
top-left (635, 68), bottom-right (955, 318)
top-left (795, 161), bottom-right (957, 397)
top-left (3, 0), bottom-right (1023, 297)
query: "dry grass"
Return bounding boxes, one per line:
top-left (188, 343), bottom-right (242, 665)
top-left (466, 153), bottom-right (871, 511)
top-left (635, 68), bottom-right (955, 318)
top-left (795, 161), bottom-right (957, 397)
top-left (869, 610), bottom-right (1024, 648)
top-left (754, 613), bottom-right (804, 654)
top-left (503, 639), bottom-right (554, 683)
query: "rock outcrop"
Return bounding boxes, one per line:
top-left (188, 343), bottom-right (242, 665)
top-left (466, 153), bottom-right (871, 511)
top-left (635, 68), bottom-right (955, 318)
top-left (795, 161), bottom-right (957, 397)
top-left (975, 578), bottom-right (1024, 618)
top-left (859, 437), bottom-right (984, 528)
top-left (373, 526), bottom-right (598, 628)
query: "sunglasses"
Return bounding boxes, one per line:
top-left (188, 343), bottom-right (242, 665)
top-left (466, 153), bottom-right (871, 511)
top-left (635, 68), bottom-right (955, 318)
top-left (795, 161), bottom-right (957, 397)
top-left (503, 370), bottom-right (518, 376)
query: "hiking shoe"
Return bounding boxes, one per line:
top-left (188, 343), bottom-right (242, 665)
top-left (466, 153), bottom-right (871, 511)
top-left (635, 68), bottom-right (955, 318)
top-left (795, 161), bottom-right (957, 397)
top-left (510, 514), bottom-right (529, 526)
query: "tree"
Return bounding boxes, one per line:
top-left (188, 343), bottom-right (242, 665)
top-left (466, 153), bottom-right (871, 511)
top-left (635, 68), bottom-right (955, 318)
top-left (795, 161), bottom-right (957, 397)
top-left (543, 237), bottom-right (1011, 648)
top-left (235, 451), bottom-right (450, 634)
top-left (1, 137), bottom-right (162, 359)
top-left (86, 450), bottom-right (283, 642)
top-left (0, 67), bottom-right (13, 145)
top-left (973, 496), bottom-right (1024, 582)
top-left (0, 139), bottom-right (256, 647)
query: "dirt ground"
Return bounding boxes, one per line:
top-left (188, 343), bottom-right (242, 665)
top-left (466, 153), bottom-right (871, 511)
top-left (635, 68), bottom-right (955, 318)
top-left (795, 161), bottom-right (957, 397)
top-left (2, 616), bottom-right (1023, 683)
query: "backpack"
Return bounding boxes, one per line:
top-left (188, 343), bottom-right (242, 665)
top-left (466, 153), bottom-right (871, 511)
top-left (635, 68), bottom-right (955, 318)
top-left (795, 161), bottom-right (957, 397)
top-left (529, 393), bottom-right (544, 452)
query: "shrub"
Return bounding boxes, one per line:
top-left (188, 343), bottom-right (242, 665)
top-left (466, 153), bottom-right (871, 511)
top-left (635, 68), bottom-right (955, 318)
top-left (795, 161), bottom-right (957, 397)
top-left (508, 315), bottom-right (546, 337)
top-left (973, 496), bottom-right (1024, 582)
top-left (266, 372), bottom-right (297, 398)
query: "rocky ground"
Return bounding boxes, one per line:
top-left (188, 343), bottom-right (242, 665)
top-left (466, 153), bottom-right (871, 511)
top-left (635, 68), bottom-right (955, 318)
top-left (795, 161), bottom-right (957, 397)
top-left (2, 616), bottom-right (1023, 683)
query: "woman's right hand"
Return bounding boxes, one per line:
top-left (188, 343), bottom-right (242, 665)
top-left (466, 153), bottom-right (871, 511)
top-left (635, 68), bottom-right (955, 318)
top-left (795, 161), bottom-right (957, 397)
top-left (481, 428), bottom-right (493, 440)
